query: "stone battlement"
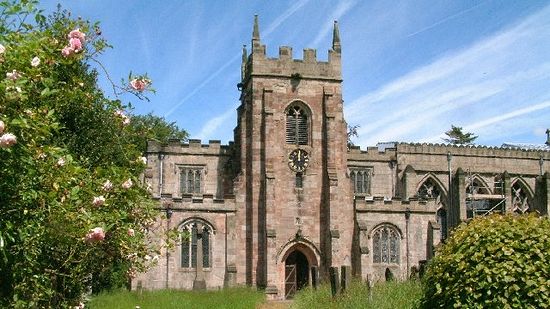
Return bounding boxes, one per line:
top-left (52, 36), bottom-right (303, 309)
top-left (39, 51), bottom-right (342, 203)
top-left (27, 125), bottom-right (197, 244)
top-left (241, 16), bottom-right (342, 82)
top-left (146, 139), bottom-right (233, 155)
top-left (243, 46), bottom-right (341, 81)
top-left (397, 142), bottom-right (549, 159)
top-left (354, 195), bottom-right (438, 213)
top-left (153, 193), bottom-right (236, 212)
top-left (349, 142), bottom-right (549, 160)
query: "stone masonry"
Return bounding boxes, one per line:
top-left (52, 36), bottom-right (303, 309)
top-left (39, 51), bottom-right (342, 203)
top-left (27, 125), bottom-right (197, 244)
top-left (133, 16), bottom-right (550, 299)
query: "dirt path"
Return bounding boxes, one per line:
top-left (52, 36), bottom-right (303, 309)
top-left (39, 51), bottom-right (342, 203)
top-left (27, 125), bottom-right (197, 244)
top-left (257, 300), bottom-right (293, 309)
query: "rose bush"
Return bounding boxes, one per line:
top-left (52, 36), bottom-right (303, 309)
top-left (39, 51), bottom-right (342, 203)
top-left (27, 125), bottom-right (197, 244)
top-left (0, 1), bottom-right (174, 308)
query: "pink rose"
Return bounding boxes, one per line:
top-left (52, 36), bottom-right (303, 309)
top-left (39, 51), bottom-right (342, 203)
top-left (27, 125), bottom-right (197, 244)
top-left (85, 227), bottom-right (105, 243)
top-left (127, 228), bottom-right (135, 237)
top-left (122, 115), bottom-right (130, 125)
top-left (0, 120), bottom-right (4, 134)
top-left (0, 133), bottom-right (17, 148)
top-left (130, 78), bottom-right (149, 91)
top-left (92, 196), bottom-right (105, 207)
top-left (62, 46), bottom-right (74, 57)
top-left (69, 38), bottom-right (82, 52)
top-left (68, 29), bottom-right (86, 42)
top-left (121, 178), bottom-right (133, 189)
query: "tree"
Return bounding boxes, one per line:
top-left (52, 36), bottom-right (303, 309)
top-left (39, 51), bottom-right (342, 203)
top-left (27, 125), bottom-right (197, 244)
top-left (442, 125), bottom-right (477, 145)
top-left (347, 124), bottom-right (360, 149)
top-left (128, 113), bottom-right (188, 153)
top-left (0, 1), bottom-right (174, 307)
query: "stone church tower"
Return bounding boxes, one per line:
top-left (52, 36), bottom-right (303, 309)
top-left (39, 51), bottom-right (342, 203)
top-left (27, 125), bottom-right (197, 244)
top-left (232, 16), bottom-right (354, 297)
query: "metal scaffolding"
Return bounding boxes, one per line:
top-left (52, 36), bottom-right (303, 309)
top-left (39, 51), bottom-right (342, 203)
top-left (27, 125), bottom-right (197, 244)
top-left (465, 169), bottom-right (506, 218)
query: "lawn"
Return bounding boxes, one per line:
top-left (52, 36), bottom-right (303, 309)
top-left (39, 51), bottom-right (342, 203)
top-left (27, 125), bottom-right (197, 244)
top-left (88, 280), bottom-right (421, 309)
top-left (88, 287), bottom-right (266, 309)
top-left (291, 280), bottom-right (422, 309)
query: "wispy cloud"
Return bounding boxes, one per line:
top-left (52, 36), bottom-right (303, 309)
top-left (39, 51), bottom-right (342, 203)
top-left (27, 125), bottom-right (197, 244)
top-left (190, 1), bottom-right (312, 139)
top-left (195, 106), bottom-right (236, 140)
top-left (308, 0), bottom-right (356, 47)
top-left (346, 4), bottom-right (550, 146)
top-left (427, 100), bottom-right (550, 142)
top-left (264, 0), bottom-right (311, 37)
top-left (164, 0), bottom-right (311, 119)
top-left (406, 1), bottom-right (488, 38)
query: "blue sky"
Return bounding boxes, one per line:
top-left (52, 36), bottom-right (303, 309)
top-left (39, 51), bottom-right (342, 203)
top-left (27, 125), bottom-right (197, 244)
top-left (40, 1), bottom-right (550, 147)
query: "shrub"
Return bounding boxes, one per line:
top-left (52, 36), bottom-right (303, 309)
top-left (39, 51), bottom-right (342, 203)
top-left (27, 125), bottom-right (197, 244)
top-left (419, 214), bottom-right (550, 308)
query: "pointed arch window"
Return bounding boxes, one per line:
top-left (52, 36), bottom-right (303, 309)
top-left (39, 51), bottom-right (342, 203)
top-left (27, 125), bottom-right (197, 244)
top-left (416, 177), bottom-right (447, 238)
top-left (417, 178), bottom-right (442, 203)
top-left (372, 225), bottom-right (400, 264)
top-left (466, 177), bottom-right (504, 218)
top-left (286, 105), bottom-right (309, 145)
top-left (511, 181), bottom-right (531, 214)
top-left (181, 221), bottom-right (213, 268)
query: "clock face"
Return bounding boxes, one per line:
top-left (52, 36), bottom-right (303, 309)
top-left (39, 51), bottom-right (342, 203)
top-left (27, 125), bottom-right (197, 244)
top-left (288, 149), bottom-right (309, 172)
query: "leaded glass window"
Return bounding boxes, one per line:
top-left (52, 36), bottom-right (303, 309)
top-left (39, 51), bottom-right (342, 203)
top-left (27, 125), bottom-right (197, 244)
top-left (372, 225), bottom-right (400, 264)
top-left (202, 228), bottom-right (210, 267)
top-left (350, 168), bottom-right (372, 194)
top-left (286, 105), bottom-right (308, 145)
top-left (180, 168), bottom-right (202, 194)
top-left (512, 182), bottom-right (530, 214)
top-left (181, 222), bottom-right (212, 268)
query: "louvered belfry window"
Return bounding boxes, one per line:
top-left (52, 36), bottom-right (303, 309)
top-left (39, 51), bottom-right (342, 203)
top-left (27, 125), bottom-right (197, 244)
top-left (286, 105), bottom-right (308, 145)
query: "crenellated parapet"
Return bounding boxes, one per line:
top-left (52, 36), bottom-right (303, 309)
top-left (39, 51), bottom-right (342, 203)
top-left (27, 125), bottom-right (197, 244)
top-left (146, 139), bottom-right (233, 156)
top-left (241, 16), bottom-right (342, 83)
top-left (348, 145), bottom-right (397, 162)
top-left (347, 142), bottom-right (549, 168)
top-left (396, 142), bottom-right (549, 159)
top-left (354, 196), bottom-right (438, 214)
top-left (153, 193), bottom-right (236, 213)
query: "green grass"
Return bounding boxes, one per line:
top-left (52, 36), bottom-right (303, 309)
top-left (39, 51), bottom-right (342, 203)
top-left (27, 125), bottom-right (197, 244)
top-left (88, 287), bottom-right (266, 309)
top-left (88, 280), bottom-right (422, 309)
top-left (291, 280), bottom-right (422, 309)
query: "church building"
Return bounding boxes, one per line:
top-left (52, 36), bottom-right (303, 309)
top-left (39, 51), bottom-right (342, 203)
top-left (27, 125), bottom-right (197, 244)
top-left (133, 17), bottom-right (550, 299)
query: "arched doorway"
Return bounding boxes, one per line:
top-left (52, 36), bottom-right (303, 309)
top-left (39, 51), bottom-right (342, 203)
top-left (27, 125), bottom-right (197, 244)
top-left (284, 250), bottom-right (309, 299)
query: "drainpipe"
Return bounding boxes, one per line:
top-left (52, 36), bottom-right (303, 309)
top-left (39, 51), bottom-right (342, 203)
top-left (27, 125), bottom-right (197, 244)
top-left (165, 203), bottom-right (173, 289)
top-left (405, 207), bottom-right (411, 278)
top-left (158, 153), bottom-right (165, 196)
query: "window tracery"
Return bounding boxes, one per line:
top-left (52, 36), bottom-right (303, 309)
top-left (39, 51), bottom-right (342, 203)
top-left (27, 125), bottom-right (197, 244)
top-left (417, 178), bottom-right (441, 203)
top-left (181, 221), bottom-right (212, 268)
top-left (372, 225), bottom-right (400, 264)
top-left (350, 168), bottom-right (372, 194)
top-left (511, 182), bottom-right (531, 214)
top-left (180, 167), bottom-right (202, 194)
